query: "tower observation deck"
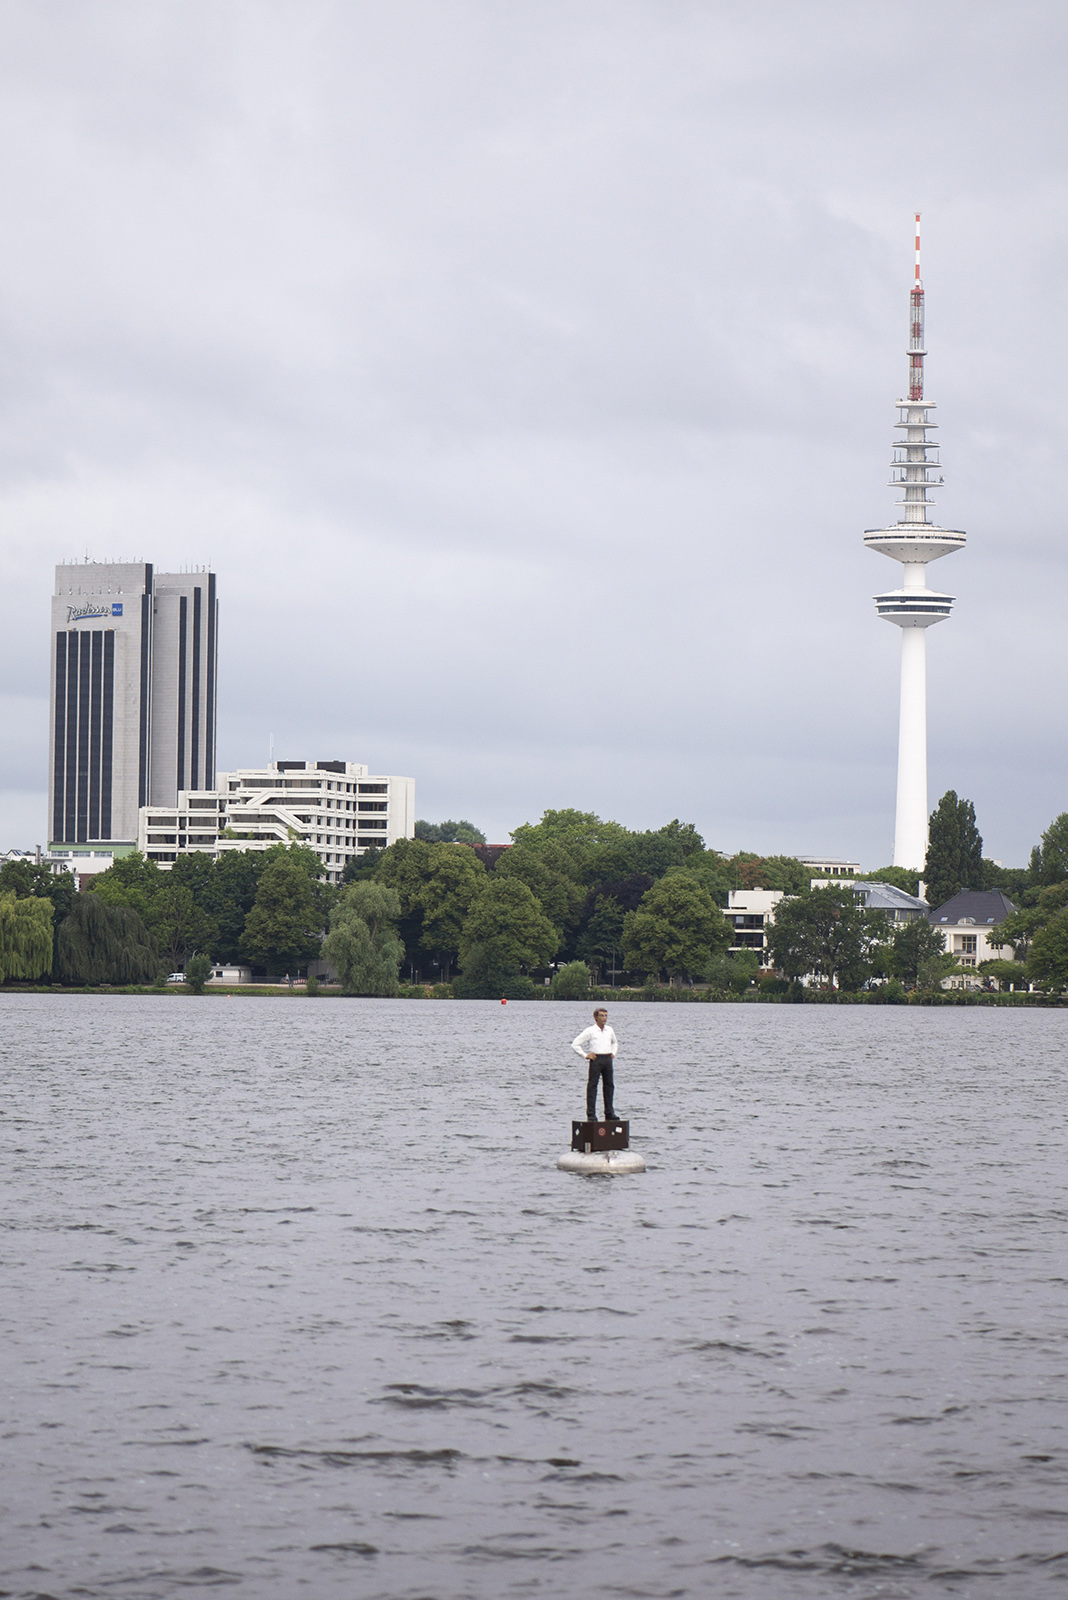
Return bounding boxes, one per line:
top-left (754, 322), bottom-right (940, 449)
top-left (863, 216), bottom-right (966, 870)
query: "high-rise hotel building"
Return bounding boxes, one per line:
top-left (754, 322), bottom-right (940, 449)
top-left (49, 562), bottom-right (218, 850)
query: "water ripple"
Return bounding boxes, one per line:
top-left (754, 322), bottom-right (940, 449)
top-left (3, 994), bottom-right (1067, 1597)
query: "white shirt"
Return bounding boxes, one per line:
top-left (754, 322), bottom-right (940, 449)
top-left (572, 1023), bottom-right (618, 1059)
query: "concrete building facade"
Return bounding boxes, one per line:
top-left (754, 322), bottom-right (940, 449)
top-left (726, 889), bottom-right (784, 962)
top-left (49, 562), bottom-right (217, 850)
top-left (137, 759), bottom-right (415, 883)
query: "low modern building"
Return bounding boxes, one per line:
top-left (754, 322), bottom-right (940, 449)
top-left (927, 889), bottom-right (1018, 969)
top-left (855, 881), bottom-right (928, 922)
top-left (798, 855), bottom-right (861, 883)
top-left (726, 889), bottom-right (784, 963)
top-left (808, 880), bottom-right (929, 922)
top-left (136, 759), bottom-right (415, 883)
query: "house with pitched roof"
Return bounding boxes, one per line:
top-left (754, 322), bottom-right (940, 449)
top-left (927, 889), bottom-right (1018, 969)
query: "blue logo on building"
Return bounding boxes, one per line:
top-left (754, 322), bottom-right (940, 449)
top-left (112, 603), bottom-right (123, 616)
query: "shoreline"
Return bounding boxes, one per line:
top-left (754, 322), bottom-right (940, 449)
top-left (0, 984), bottom-right (1062, 1007)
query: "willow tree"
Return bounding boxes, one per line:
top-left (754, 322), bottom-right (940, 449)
top-left (55, 895), bottom-right (160, 986)
top-left (323, 882), bottom-right (405, 996)
top-left (0, 893), bottom-right (53, 982)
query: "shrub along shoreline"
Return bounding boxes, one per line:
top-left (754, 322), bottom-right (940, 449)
top-left (2, 983), bottom-right (1064, 1006)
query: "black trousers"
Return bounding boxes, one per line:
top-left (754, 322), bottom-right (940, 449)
top-left (586, 1054), bottom-right (615, 1119)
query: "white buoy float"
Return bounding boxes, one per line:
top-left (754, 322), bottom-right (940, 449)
top-left (556, 1118), bottom-right (645, 1174)
top-left (556, 1148), bottom-right (646, 1175)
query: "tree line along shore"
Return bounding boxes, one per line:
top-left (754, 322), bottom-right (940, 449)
top-left (3, 800), bottom-right (1068, 1001)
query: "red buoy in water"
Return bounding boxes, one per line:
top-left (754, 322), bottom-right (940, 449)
top-left (501, 997), bottom-right (507, 1005)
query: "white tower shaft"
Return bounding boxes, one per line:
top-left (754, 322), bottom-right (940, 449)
top-left (894, 627), bottom-right (928, 869)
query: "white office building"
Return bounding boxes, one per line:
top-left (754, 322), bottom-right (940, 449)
top-left (726, 889), bottom-right (785, 962)
top-left (137, 759), bottom-right (415, 882)
top-left (49, 561), bottom-right (218, 853)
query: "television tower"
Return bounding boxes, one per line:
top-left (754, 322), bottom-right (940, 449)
top-left (864, 216), bottom-right (966, 870)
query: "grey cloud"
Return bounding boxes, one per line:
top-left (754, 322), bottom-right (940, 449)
top-left (0, 0), bottom-right (1066, 863)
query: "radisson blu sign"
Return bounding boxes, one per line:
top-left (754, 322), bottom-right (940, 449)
top-left (66, 603), bottom-right (123, 623)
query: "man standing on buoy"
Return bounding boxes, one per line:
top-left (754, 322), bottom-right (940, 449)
top-left (571, 1008), bottom-right (619, 1121)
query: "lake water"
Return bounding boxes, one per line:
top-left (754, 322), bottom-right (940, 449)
top-left (2, 995), bottom-right (1066, 1599)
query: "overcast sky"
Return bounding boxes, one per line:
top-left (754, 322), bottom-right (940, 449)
top-left (1, 0), bottom-right (1065, 866)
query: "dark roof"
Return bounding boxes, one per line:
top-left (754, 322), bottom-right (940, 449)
top-left (927, 889), bottom-right (1017, 926)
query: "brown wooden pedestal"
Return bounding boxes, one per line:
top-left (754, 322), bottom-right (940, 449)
top-left (571, 1118), bottom-right (629, 1153)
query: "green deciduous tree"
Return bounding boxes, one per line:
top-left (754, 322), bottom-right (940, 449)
top-left (207, 851), bottom-right (267, 962)
top-left (376, 838), bottom-right (486, 981)
top-left (414, 819), bottom-right (487, 844)
top-left (185, 952), bottom-right (213, 993)
top-left (576, 893), bottom-right (627, 979)
top-left (705, 951), bottom-right (760, 995)
top-left (85, 851), bottom-right (163, 924)
top-left (323, 882), bottom-right (405, 996)
top-left (341, 845), bottom-right (387, 883)
top-left (496, 846), bottom-right (585, 947)
top-left (1027, 909), bottom-right (1068, 991)
top-left (415, 846), bottom-right (486, 981)
top-left (622, 876), bottom-right (731, 984)
top-left (982, 860), bottom-right (1031, 898)
top-left (0, 893), bottom-right (54, 981)
top-left (551, 960), bottom-right (592, 998)
top-left (242, 857), bottom-right (323, 973)
top-left (86, 850), bottom-right (218, 968)
top-left (1031, 813), bottom-right (1068, 886)
top-left (985, 906), bottom-right (1044, 961)
top-left (978, 958), bottom-right (1030, 992)
top-left (455, 877), bottom-right (557, 996)
top-left (888, 918), bottom-right (948, 988)
top-left (923, 791), bottom-right (984, 910)
top-left (0, 860), bottom-right (77, 925)
top-left (148, 881), bottom-right (218, 970)
top-left (766, 887), bottom-right (884, 991)
top-left (55, 896), bottom-right (160, 986)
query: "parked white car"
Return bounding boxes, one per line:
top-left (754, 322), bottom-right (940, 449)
top-left (166, 972), bottom-right (186, 985)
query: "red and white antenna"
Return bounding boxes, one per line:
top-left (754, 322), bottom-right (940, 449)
top-left (908, 211), bottom-right (925, 401)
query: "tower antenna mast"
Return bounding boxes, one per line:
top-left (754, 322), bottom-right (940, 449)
top-left (862, 215), bottom-right (967, 872)
top-left (909, 212), bottom-right (924, 402)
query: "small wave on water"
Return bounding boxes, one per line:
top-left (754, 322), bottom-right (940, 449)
top-left (2, 995), bottom-right (1067, 1598)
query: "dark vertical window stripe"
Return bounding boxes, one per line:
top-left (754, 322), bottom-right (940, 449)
top-left (101, 632), bottom-right (114, 839)
top-left (76, 633), bottom-right (91, 840)
top-left (53, 633), bottom-right (67, 841)
top-left (88, 631), bottom-right (103, 838)
top-left (138, 592), bottom-right (151, 805)
top-left (191, 585), bottom-right (201, 790)
top-left (205, 574), bottom-right (216, 788)
top-left (64, 634), bottom-right (79, 841)
top-left (177, 594), bottom-right (188, 794)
